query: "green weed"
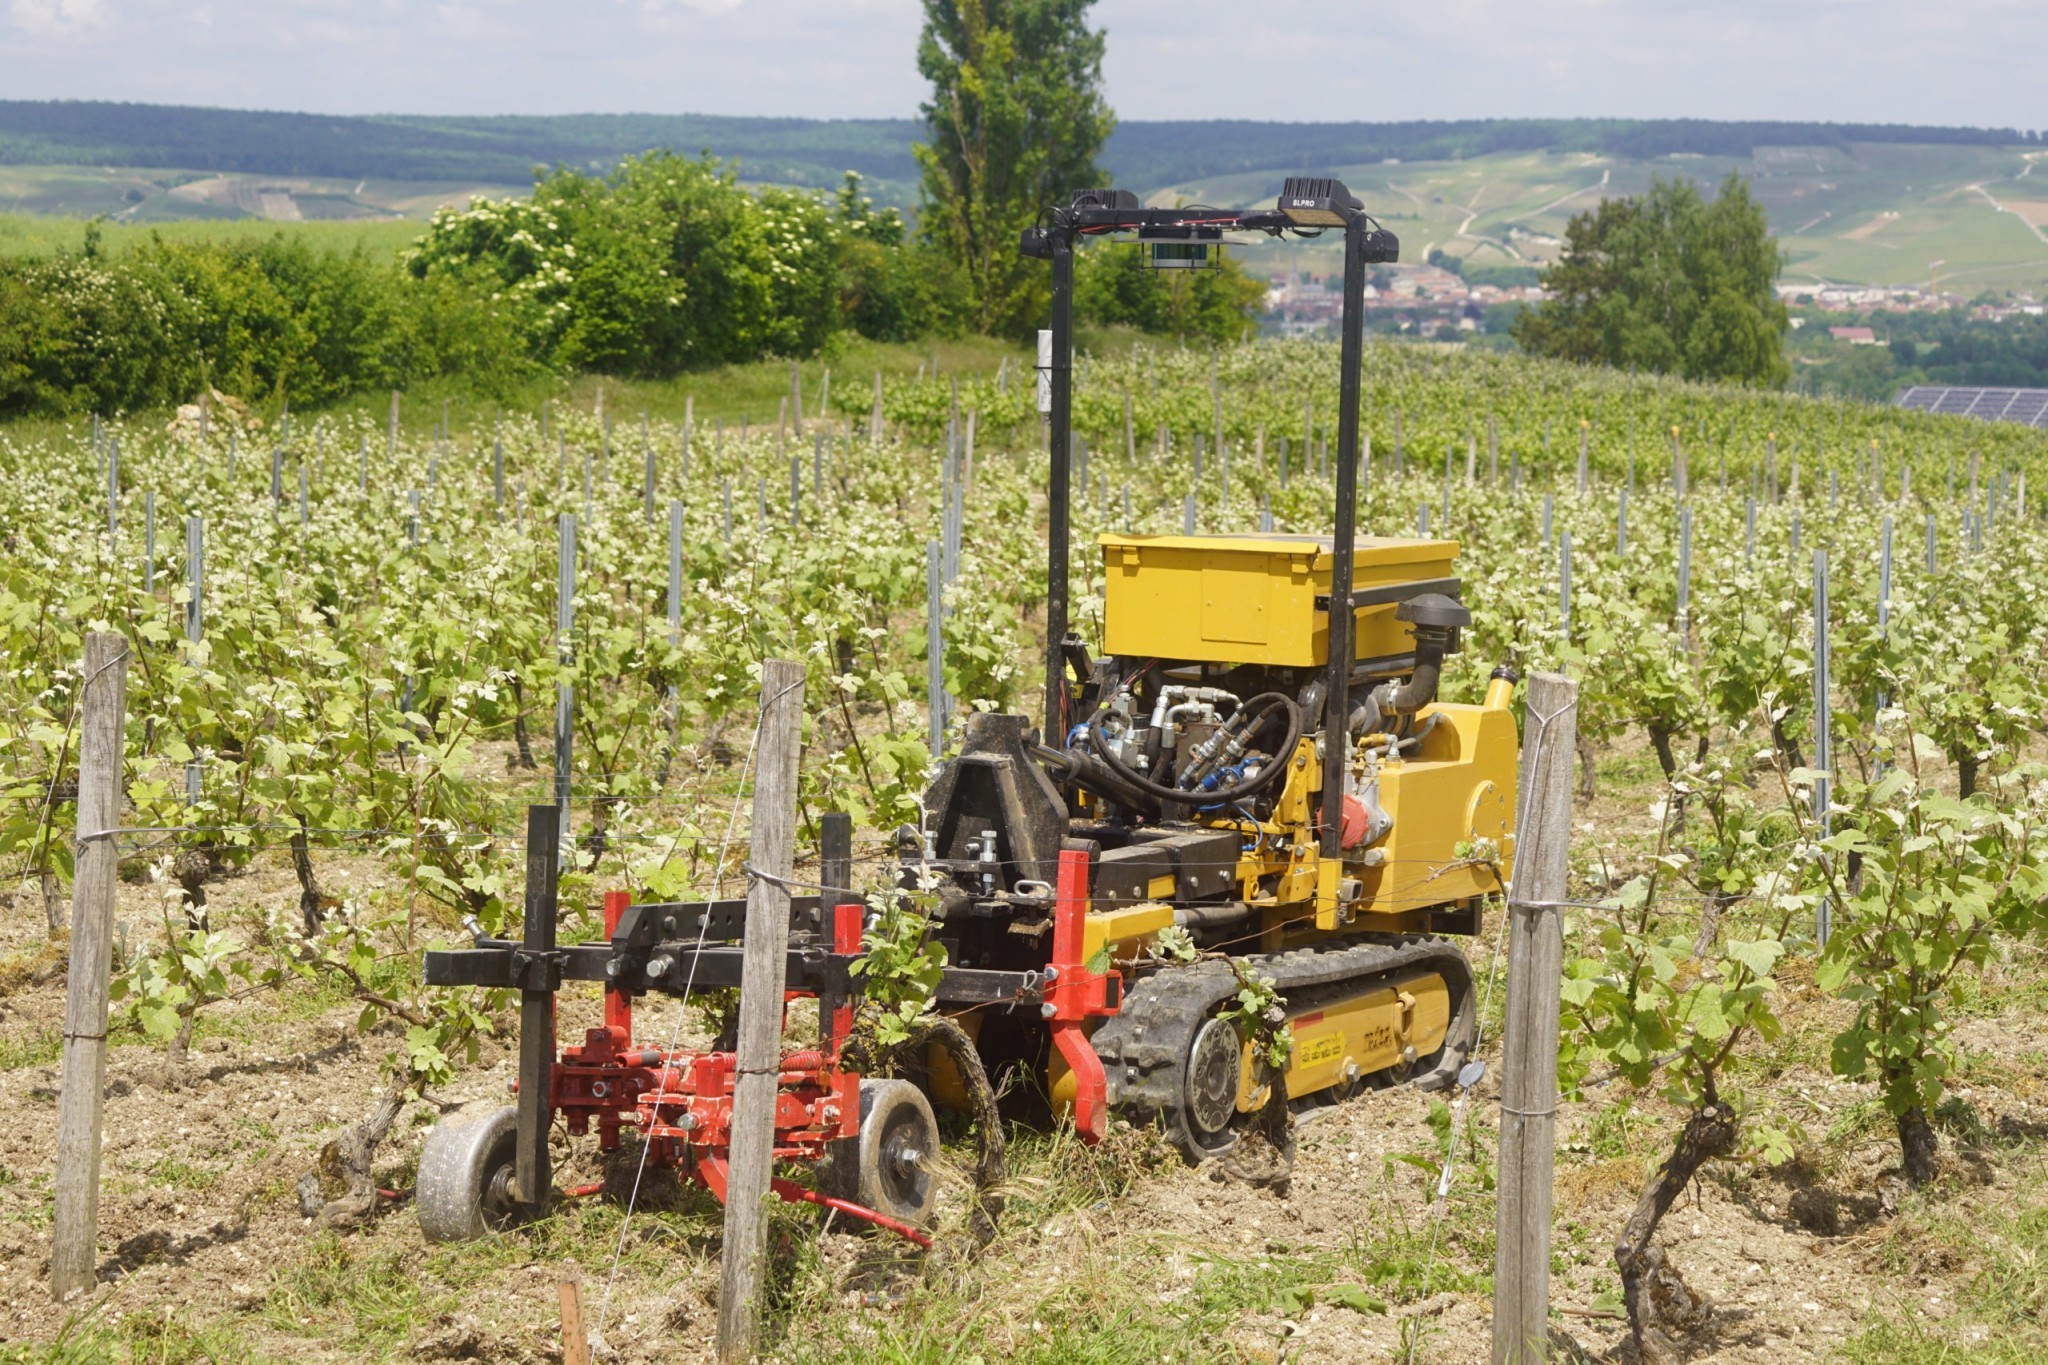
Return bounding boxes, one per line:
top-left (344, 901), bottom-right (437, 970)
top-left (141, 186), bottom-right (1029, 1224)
top-left (262, 1233), bottom-right (448, 1352)
top-left (0, 1030), bottom-right (61, 1070)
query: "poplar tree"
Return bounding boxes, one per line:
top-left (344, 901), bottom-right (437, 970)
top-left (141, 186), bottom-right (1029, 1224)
top-left (914, 0), bottom-right (1115, 336)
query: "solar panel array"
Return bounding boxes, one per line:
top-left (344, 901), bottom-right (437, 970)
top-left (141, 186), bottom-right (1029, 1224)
top-left (1894, 386), bottom-right (2048, 429)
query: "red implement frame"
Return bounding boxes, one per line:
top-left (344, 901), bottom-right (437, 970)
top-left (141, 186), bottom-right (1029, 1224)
top-left (1045, 848), bottom-right (1118, 1143)
top-left (544, 898), bottom-right (929, 1245)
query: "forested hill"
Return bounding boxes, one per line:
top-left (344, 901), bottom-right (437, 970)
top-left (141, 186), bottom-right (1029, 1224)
top-left (0, 104), bottom-right (926, 186)
top-left (0, 100), bottom-right (2039, 190)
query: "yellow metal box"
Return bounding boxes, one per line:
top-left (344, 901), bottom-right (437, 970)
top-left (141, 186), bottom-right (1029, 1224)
top-left (1099, 533), bottom-right (1458, 667)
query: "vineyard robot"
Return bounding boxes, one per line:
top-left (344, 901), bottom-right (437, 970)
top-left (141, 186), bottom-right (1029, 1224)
top-left (414, 177), bottom-right (1517, 1239)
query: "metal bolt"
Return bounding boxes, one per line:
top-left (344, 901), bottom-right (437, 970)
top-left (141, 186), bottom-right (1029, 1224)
top-left (1040, 1002), bottom-right (1057, 1018)
top-left (1043, 966), bottom-right (1060, 983)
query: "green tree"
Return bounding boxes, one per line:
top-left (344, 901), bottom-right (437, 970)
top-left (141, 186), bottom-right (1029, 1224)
top-left (914, 0), bottom-right (1115, 337)
top-left (1073, 242), bottom-right (1266, 344)
top-left (1514, 173), bottom-right (1789, 387)
top-left (833, 172), bottom-right (969, 343)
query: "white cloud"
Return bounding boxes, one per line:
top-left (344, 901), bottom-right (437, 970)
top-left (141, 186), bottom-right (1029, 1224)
top-left (639, 0), bottom-right (750, 15)
top-left (0, 0), bottom-right (2041, 129)
top-left (9, 0), bottom-right (106, 36)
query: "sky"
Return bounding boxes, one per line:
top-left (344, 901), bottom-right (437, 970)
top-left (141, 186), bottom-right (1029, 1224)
top-left (2, 0), bottom-right (2043, 129)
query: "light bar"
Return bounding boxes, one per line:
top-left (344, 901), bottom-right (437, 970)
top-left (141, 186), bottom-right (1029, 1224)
top-left (1277, 176), bottom-right (1362, 227)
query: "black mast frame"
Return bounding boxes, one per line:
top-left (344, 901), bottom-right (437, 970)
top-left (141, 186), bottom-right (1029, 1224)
top-left (1029, 194), bottom-right (1391, 859)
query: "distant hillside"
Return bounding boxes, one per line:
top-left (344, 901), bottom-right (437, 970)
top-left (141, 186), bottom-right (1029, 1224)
top-left (0, 102), bottom-right (923, 188)
top-left (1, 100), bottom-right (2039, 194)
top-left (1103, 118), bottom-right (2042, 189)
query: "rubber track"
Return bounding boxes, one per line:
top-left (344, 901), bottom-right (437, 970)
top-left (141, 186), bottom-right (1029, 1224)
top-left (1091, 937), bottom-right (1475, 1162)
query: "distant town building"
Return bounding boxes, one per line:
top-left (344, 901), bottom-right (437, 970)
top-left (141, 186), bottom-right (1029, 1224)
top-left (1829, 326), bottom-right (1878, 344)
top-left (1262, 264), bottom-right (1545, 337)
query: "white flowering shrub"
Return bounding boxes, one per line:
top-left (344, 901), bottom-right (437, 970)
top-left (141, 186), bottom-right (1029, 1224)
top-left (407, 152), bottom-right (843, 375)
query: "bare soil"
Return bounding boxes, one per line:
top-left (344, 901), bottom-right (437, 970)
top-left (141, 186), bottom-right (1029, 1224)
top-left (3, 732), bottom-right (2047, 1362)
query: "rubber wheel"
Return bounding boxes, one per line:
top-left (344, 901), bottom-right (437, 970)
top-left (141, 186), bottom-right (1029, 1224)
top-left (821, 1079), bottom-right (940, 1229)
top-left (417, 1106), bottom-right (523, 1242)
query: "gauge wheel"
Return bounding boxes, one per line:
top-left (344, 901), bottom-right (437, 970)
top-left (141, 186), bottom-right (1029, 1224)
top-left (417, 1106), bottom-right (524, 1242)
top-left (821, 1079), bottom-right (941, 1229)
top-left (1182, 1015), bottom-right (1247, 1159)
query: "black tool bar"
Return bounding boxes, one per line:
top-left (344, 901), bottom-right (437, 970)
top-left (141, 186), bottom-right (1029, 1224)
top-left (424, 942), bottom-right (613, 988)
top-left (631, 894), bottom-right (829, 942)
top-left (423, 943), bottom-right (1050, 1011)
top-left (933, 968), bottom-right (1048, 1006)
top-left (633, 950), bottom-right (1046, 1008)
top-left (1066, 207), bottom-right (1294, 233)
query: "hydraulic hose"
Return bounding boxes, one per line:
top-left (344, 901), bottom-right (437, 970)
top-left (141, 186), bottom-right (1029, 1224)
top-left (1029, 742), bottom-right (1155, 812)
top-left (1086, 692), bottom-right (1302, 806)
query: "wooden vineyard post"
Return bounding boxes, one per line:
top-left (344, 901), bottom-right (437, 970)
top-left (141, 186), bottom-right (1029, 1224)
top-left (51, 632), bottom-right (130, 1299)
top-left (716, 659), bottom-right (807, 1363)
top-left (1491, 670), bottom-right (1578, 1364)
top-left (558, 1266), bottom-right (589, 1365)
top-left (513, 803), bottom-right (561, 1209)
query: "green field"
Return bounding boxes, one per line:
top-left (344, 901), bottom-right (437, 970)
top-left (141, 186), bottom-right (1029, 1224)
top-left (0, 161), bottom-right (523, 252)
top-left (0, 209), bottom-right (424, 260)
